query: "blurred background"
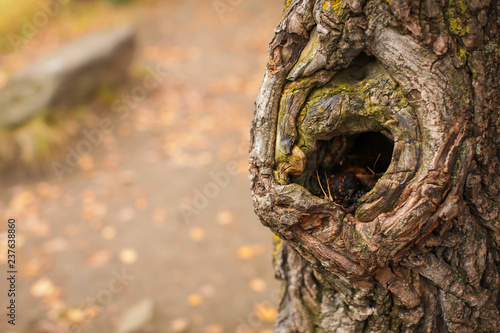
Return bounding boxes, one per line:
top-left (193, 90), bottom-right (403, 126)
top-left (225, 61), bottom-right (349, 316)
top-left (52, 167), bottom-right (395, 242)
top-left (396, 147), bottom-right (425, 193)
top-left (0, 0), bottom-right (284, 332)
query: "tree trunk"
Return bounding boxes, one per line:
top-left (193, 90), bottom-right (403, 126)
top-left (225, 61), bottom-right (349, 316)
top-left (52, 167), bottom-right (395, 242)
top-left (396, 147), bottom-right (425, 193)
top-left (249, 0), bottom-right (500, 332)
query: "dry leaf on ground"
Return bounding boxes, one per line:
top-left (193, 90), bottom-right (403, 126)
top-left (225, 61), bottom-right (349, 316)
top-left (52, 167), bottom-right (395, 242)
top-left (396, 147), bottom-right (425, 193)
top-left (119, 248), bottom-right (139, 265)
top-left (86, 249), bottom-right (112, 267)
top-left (253, 303), bottom-right (277, 323)
top-left (189, 227), bottom-right (206, 242)
top-left (187, 294), bottom-right (203, 307)
top-left (31, 277), bottom-right (56, 298)
top-left (249, 278), bottom-right (267, 292)
top-left (170, 318), bottom-right (189, 332)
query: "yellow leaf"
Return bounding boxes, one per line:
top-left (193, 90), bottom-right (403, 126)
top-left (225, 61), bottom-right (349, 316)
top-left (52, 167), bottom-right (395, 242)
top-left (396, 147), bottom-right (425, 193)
top-left (118, 207), bottom-right (136, 222)
top-left (65, 225), bottom-right (81, 238)
top-left (119, 248), bottom-right (138, 265)
top-left (80, 189), bottom-right (95, 203)
top-left (86, 249), bottom-right (111, 267)
top-left (25, 258), bottom-right (45, 277)
top-left (216, 209), bottom-right (234, 226)
top-left (135, 197), bottom-right (149, 211)
top-left (30, 277), bottom-right (55, 298)
top-left (203, 324), bottom-right (224, 333)
top-left (104, 134), bottom-right (118, 151)
top-left (118, 123), bottom-right (133, 137)
top-left (119, 170), bottom-right (136, 186)
top-left (189, 227), bottom-right (205, 242)
top-left (193, 315), bottom-right (205, 325)
top-left (196, 152), bottom-right (213, 166)
top-left (81, 202), bottom-right (108, 221)
top-left (0, 238), bottom-right (7, 264)
top-left (10, 190), bottom-right (35, 210)
top-left (83, 306), bottom-right (100, 319)
top-left (78, 154), bottom-right (94, 173)
top-left (249, 278), bottom-right (267, 292)
top-left (104, 153), bottom-right (121, 171)
top-left (170, 318), bottom-right (189, 332)
top-left (187, 294), bottom-right (203, 307)
top-left (36, 182), bottom-right (57, 200)
top-left (101, 226), bottom-right (117, 240)
top-left (253, 303), bottom-right (277, 323)
top-left (236, 245), bottom-right (264, 260)
top-left (152, 208), bottom-right (167, 226)
top-left (66, 308), bottom-right (85, 323)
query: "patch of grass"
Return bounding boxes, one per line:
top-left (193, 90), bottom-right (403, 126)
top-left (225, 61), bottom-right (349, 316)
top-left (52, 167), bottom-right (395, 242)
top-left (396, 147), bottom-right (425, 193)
top-left (0, 0), bottom-right (40, 49)
top-left (0, 0), bottom-right (39, 34)
top-left (0, 0), bottom-right (146, 51)
top-left (0, 108), bottom-right (89, 175)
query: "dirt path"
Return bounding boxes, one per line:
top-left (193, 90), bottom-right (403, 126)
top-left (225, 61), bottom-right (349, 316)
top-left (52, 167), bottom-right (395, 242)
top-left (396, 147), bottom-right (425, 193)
top-left (0, 1), bottom-right (284, 332)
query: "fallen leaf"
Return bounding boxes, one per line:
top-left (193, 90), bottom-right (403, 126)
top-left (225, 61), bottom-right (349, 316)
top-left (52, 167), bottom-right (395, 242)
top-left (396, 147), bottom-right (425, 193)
top-left (10, 190), bottom-right (35, 211)
top-left (66, 308), bottom-right (85, 323)
top-left (46, 299), bottom-right (66, 320)
top-left (86, 249), bottom-right (112, 267)
top-left (236, 160), bottom-right (248, 173)
top-left (117, 299), bottom-right (154, 333)
top-left (81, 202), bottom-right (108, 221)
top-left (83, 306), bottom-right (100, 319)
top-left (118, 207), bottom-right (136, 222)
top-left (203, 324), bottom-right (224, 333)
top-left (80, 189), bottom-right (95, 203)
top-left (118, 123), bottom-right (133, 138)
top-left (0, 70), bottom-right (7, 89)
top-left (78, 154), bottom-right (95, 173)
top-left (253, 303), bottom-right (277, 323)
top-left (24, 257), bottom-right (49, 277)
top-left (103, 134), bottom-right (118, 151)
top-left (249, 278), bottom-right (267, 292)
top-left (119, 248), bottom-right (138, 265)
top-left (42, 238), bottom-right (68, 254)
top-left (170, 318), bottom-right (189, 332)
top-left (236, 245), bottom-right (264, 260)
top-left (31, 277), bottom-right (55, 298)
top-left (36, 182), bottom-right (59, 200)
top-left (0, 237), bottom-right (7, 264)
top-left (192, 315), bottom-right (205, 325)
top-left (119, 171), bottom-right (136, 186)
top-left (65, 225), bottom-right (81, 238)
top-left (187, 294), bottom-right (203, 307)
top-left (199, 284), bottom-right (216, 298)
top-left (135, 197), bottom-right (149, 211)
top-left (16, 233), bottom-right (26, 248)
top-left (152, 208), bottom-right (167, 226)
top-left (26, 218), bottom-right (50, 237)
top-left (144, 151), bottom-right (161, 164)
top-left (189, 227), bottom-right (205, 242)
top-left (216, 209), bottom-right (234, 226)
top-left (104, 153), bottom-right (121, 171)
top-left (196, 152), bottom-right (213, 166)
top-left (101, 226), bottom-right (117, 240)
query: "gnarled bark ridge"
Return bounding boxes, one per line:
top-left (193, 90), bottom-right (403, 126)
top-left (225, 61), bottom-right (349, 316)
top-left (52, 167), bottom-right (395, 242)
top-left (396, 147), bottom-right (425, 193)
top-left (250, 0), bottom-right (500, 331)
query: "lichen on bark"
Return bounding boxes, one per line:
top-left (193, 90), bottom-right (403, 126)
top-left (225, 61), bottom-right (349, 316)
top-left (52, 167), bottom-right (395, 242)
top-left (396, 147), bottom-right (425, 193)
top-left (250, 0), bottom-right (500, 332)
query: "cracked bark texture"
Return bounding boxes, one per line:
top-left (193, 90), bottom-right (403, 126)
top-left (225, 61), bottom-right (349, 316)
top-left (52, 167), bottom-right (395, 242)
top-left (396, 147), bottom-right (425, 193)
top-left (249, 0), bottom-right (500, 332)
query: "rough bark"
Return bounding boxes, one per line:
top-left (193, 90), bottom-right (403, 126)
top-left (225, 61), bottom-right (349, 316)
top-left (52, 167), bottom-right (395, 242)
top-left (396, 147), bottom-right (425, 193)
top-left (249, 0), bottom-right (500, 332)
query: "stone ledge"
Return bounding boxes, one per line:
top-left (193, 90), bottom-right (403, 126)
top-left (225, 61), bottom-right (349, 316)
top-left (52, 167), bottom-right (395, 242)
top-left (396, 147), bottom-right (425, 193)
top-left (0, 25), bottom-right (136, 128)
